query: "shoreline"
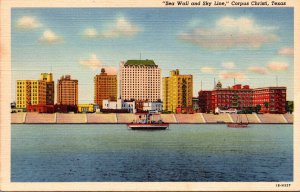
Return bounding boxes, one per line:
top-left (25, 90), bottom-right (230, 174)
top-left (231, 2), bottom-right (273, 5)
top-left (11, 122), bottom-right (293, 125)
top-left (11, 112), bottom-right (294, 124)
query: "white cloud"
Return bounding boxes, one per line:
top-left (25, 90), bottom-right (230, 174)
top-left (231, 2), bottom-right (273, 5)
top-left (80, 54), bottom-right (102, 70)
top-left (83, 16), bottom-right (141, 39)
top-left (278, 47), bottom-right (294, 56)
top-left (101, 16), bottom-right (141, 38)
top-left (248, 66), bottom-right (268, 74)
top-left (178, 16), bottom-right (278, 49)
top-left (40, 30), bottom-right (63, 44)
top-left (219, 71), bottom-right (246, 80)
top-left (79, 54), bottom-right (117, 74)
top-left (221, 62), bottom-right (235, 69)
top-left (200, 67), bottom-right (215, 74)
top-left (83, 28), bottom-right (98, 38)
top-left (267, 61), bottom-right (288, 72)
top-left (16, 16), bottom-right (42, 29)
top-left (215, 16), bottom-right (275, 34)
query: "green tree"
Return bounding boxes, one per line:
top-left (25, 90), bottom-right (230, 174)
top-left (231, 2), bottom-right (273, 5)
top-left (286, 101), bottom-right (294, 114)
top-left (255, 104), bottom-right (261, 113)
top-left (241, 107), bottom-right (252, 114)
top-left (264, 102), bottom-right (269, 112)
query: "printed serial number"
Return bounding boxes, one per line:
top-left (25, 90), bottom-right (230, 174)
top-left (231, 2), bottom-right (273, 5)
top-left (276, 184), bottom-right (291, 187)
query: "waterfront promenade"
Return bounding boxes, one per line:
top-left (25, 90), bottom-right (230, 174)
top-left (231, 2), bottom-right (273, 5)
top-left (11, 113), bottom-right (293, 124)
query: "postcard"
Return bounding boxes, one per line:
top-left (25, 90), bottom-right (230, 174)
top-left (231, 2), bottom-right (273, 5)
top-left (0, 0), bottom-right (299, 191)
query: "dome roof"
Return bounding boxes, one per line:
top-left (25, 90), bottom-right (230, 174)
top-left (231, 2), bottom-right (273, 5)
top-left (216, 80), bottom-right (222, 89)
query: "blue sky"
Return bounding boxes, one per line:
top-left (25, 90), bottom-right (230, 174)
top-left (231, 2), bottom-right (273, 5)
top-left (12, 8), bottom-right (294, 103)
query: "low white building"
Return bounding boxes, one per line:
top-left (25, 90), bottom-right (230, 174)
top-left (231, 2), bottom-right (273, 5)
top-left (215, 107), bottom-right (237, 114)
top-left (103, 99), bottom-right (136, 113)
top-left (143, 101), bottom-right (163, 112)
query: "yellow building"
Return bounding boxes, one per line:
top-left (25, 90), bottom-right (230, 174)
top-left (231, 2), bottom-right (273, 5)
top-left (78, 104), bottom-right (94, 113)
top-left (163, 69), bottom-right (193, 113)
top-left (16, 80), bottom-right (46, 109)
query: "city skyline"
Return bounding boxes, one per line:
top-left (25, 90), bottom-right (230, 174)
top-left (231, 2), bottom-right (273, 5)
top-left (12, 8), bottom-right (294, 103)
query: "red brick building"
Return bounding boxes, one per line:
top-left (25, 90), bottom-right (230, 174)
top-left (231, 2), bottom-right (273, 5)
top-left (198, 82), bottom-right (287, 114)
top-left (211, 84), bottom-right (253, 110)
top-left (57, 75), bottom-right (78, 106)
top-left (27, 104), bottom-right (54, 113)
top-left (198, 90), bottom-right (212, 113)
top-left (253, 87), bottom-right (286, 114)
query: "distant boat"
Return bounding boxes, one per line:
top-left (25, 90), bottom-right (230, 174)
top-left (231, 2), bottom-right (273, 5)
top-left (127, 111), bottom-right (169, 130)
top-left (227, 114), bottom-right (248, 128)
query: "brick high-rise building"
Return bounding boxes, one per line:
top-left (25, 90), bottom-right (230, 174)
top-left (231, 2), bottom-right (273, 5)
top-left (120, 60), bottom-right (161, 102)
top-left (57, 75), bottom-right (78, 105)
top-left (40, 73), bottom-right (54, 105)
top-left (198, 90), bottom-right (212, 113)
top-left (163, 69), bottom-right (193, 113)
top-left (94, 68), bottom-right (117, 108)
top-left (16, 80), bottom-right (46, 109)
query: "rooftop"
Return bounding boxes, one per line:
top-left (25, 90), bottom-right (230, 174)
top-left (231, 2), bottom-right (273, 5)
top-left (124, 59), bottom-right (157, 66)
top-left (253, 86), bottom-right (286, 90)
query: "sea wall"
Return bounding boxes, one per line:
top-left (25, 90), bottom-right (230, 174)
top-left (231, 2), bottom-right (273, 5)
top-left (11, 113), bottom-right (294, 124)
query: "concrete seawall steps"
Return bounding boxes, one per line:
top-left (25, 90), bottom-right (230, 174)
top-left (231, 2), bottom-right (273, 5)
top-left (173, 114), bottom-right (178, 123)
top-left (202, 114), bottom-right (216, 123)
top-left (56, 113), bottom-right (87, 123)
top-left (228, 114), bottom-right (234, 123)
top-left (196, 113), bottom-right (206, 123)
top-left (174, 113), bottom-right (205, 123)
top-left (281, 114), bottom-right (288, 123)
top-left (87, 113), bottom-right (117, 123)
top-left (283, 113), bottom-right (293, 123)
top-left (199, 113), bottom-right (206, 123)
top-left (246, 114), bottom-right (261, 123)
top-left (160, 114), bottom-right (177, 123)
top-left (11, 113), bottom-right (26, 123)
top-left (230, 114), bottom-right (249, 123)
top-left (217, 114), bottom-right (232, 122)
top-left (257, 114), bottom-right (287, 123)
top-left (116, 113), bottom-right (135, 123)
top-left (202, 113), bottom-right (232, 123)
top-left (11, 113), bottom-right (294, 124)
top-left (254, 114), bottom-right (261, 123)
top-left (25, 113), bottom-right (56, 123)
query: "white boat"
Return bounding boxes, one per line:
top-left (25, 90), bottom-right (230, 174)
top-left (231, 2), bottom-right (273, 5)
top-left (127, 111), bottom-right (169, 130)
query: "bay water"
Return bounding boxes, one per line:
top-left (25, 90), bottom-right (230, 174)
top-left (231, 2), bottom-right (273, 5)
top-left (11, 124), bottom-right (293, 182)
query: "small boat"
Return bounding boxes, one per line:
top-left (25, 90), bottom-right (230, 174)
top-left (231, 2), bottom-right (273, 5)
top-left (227, 122), bottom-right (248, 128)
top-left (127, 111), bottom-right (169, 130)
top-left (227, 114), bottom-right (248, 128)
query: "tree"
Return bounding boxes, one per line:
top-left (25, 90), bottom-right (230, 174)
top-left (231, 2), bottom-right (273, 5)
top-left (286, 101), bottom-right (294, 114)
top-left (242, 107), bottom-right (255, 114)
top-left (255, 104), bottom-right (261, 113)
top-left (264, 102), bottom-right (269, 113)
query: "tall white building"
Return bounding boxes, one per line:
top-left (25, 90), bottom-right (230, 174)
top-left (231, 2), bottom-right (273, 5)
top-left (120, 60), bottom-right (161, 102)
